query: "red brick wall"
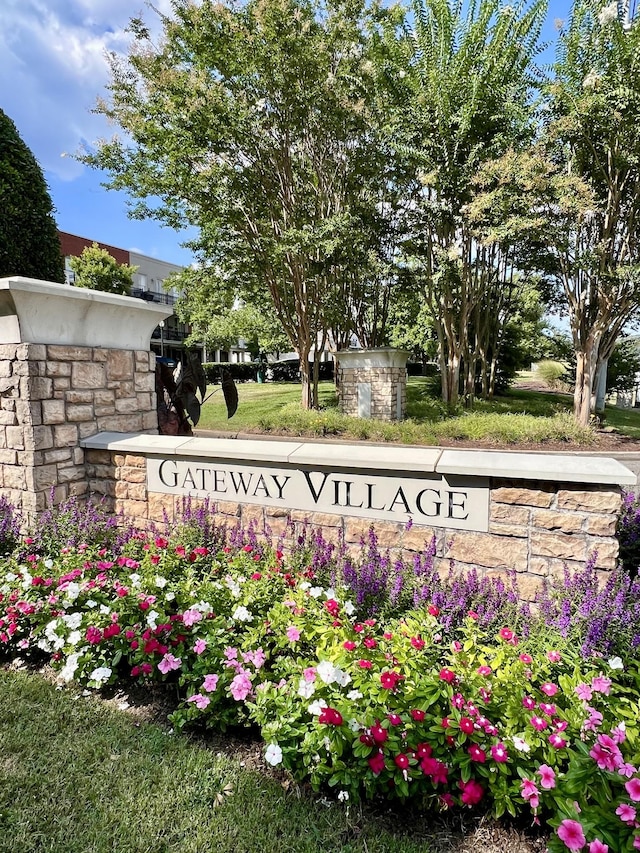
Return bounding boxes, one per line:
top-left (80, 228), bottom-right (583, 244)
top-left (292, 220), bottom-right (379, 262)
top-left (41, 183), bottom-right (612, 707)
top-left (58, 231), bottom-right (130, 266)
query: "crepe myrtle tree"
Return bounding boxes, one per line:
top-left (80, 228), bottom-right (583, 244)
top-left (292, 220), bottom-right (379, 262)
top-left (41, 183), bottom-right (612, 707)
top-left (83, 0), bottom-right (394, 409)
top-left (69, 243), bottom-right (137, 295)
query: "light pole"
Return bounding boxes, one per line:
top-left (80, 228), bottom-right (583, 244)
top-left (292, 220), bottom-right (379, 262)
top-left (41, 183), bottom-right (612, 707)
top-left (159, 320), bottom-right (165, 357)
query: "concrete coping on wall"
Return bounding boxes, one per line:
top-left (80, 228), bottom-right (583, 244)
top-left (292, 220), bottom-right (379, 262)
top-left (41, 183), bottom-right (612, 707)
top-left (81, 431), bottom-right (637, 485)
top-left (334, 347), bottom-right (411, 369)
top-left (0, 277), bottom-right (173, 350)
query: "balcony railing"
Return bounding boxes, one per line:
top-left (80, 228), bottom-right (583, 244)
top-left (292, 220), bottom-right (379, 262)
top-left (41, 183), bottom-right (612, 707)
top-left (151, 327), bottom-right (191, 342)
top-left (131, 288), bottom-right (177, 306)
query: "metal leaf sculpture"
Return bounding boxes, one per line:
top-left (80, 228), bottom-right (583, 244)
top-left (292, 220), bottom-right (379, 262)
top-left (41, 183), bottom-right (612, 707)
top-left (221, 367), bottom-right (238, 419)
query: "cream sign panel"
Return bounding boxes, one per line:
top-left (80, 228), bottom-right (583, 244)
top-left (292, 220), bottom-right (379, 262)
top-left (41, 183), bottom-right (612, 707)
top-left (147, 458), bottom-right (490, 531)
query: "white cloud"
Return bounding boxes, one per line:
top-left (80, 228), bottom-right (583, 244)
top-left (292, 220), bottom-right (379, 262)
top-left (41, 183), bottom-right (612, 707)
top-left (0, 0), bottom-right (169, 180)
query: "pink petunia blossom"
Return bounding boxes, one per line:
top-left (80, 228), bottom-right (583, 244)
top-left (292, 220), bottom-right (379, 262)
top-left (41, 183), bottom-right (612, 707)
top-left (590, 734), bottom-right (623, 772)
top-left (286, 626), bottom-right (301, 642)
top-left (537, 764), bottom-right (556, 789)
top-left (459, 779), bottom-right (484, 805)
top-left (158, 653), bottom-right (182, 674)
top-left (182, 608), bottom-right (203, 627)
top-left (583, 707), bottom-right (603, 732)
top-left (468, 745), bottom-right (486, 763)
top-left (619, 763), bottom-right (637, 778)
top-left (476, 665), bottom-right (492, 676)
top-left (491, 743), bottom-right (508, 763)
top-left (616, 803), bottom-right (637, 825)
top-left (540, 682), bottom-right (558, 697)
top-left (547, 650), bottom-right (562, 663)
top-left (557, 819), bottom-right (586, 851)
top-left (591, 675), bottom-right (612, 695)
top-left (521, 778), bottom-right (540, 809)
top-left (230, 672), bottom-right (252, 701)
top-left (193, 639), bottom-right (207, 655)
top-left (530, 716), bottom-right (548, 731)
top-left (203, 674), bottom-right (219, 692)
top-left (588, 841), bottom-right (608, 853)
top-left (522, 696), bottom-right (536, 710)
top-left (187, 693), bottom-right (210, 710)
top-left (549, 733), bottom-right (568, 749)
top-left (575, 683), bottom-right (593, 701)
top-left (626, 779), bottom-right (640, 801)
top-left (303, 667), bottom-right (317, 682)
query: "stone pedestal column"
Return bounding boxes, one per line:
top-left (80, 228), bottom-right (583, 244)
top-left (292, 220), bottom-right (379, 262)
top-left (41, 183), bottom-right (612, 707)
top-left (336, 348), bottom-right (410, 421)
top-left (0, 277), bottom-right (172, 519)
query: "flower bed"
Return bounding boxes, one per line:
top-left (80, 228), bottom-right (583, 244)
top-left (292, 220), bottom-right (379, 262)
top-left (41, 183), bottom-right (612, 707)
top-left (2, 496), bottom-right (640, 852)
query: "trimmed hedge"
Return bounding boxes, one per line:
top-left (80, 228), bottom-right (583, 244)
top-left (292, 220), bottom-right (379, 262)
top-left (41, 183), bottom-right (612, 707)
top-left (203, 360), bottom-right (335, 383)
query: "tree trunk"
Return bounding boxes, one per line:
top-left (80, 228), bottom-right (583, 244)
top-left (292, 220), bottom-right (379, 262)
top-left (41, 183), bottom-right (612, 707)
top-left (299, 347), bottom-right (313, 410)
top-left (573, 347), bottom-right (598, 427)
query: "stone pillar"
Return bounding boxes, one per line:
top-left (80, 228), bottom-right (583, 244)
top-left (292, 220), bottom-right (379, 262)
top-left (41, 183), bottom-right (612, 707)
top-left (336, 348), bottom-right (410, 421)
top-left (0, 277), bottom-right (172, 519)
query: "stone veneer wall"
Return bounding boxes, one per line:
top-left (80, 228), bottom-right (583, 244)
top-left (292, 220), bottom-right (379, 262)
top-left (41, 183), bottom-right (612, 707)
top-left (0, 344), bottom-right (157, 517)
top-left (337, 349), bottom-right (409, 421)
top-left (84, 449), bottom-right (623, 601)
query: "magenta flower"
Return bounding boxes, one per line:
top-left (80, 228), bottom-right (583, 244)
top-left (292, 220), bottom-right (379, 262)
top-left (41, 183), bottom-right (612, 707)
top-left (303, 667), bottom-right (317, 682)
top-left (158, 653), bottom-right (182, 674)
top-left (588, 841), bottom-right (608, 853)
top-left (286, 626), bottom-right (301, 642)
top-left (575, 683), bottom-right (593, 701)
top-left (530, 716), bottom-right (548, 732)
top-left (547, 650), bottom-right (562, 663)
top-left (187, 693), bottom-right (210, 710)
top-left (540, 682), bottom-right (558, 697)
top-left (557, 819), bottom-right (586, 851)
top-left (619, 763), bottom-right (637, 778)
top-left (182, 608), bottom-right (203, 627)
top-left (537, 764), bottom-right (556, 789)
top-left (590, 734), bottom-right (623, 772)
top-left (468, 744), bottom-right (486, 763)
top-left (193, 639), bottom-right (207, 655)
top-left (520, 778), bottom-right (540, 809)
top-left (230, 672), bottom-right (252, 701)
top-left (459, 779), bottom-right (484, 805)
top-left (490, 743), bottom-right (508, 763)
top-left (616, 804), bottom-right (637, 825)
top-left (549, 733), bottom-right (568, 749)
top-left (203, 674), bottom-right (219, 692)
top-left (522, 696), bottom-right (536, 710)
top-left (626, 779), bottom-right (640, 801)
top-left (476, 665), bottom-right (492, 676)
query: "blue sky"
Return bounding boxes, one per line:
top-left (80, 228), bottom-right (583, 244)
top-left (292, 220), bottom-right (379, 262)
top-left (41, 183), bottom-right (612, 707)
top-left (2, 0), bottom-right (571, 269)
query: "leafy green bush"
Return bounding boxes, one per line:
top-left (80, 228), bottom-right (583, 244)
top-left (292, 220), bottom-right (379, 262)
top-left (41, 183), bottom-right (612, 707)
top-left (534, 360), bottom-right (569, 390)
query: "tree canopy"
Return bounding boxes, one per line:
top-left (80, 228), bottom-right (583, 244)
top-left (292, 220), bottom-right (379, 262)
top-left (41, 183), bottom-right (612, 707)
top-left (0, 109), bottom-right (64, 283)
top-left (69, 243), bottom-right (137, 295)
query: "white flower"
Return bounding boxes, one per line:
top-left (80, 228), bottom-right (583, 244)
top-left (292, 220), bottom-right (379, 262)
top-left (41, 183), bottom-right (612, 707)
top-left (232, 605), bottom-right (253, 622)
top-left (62, 612), bottom-right (82, 630)
top-left (225, 575), bottom-right (242, 597)
top-left (99, 605), bottom-right (110, 615)
top-left (90, 666), bottom-right (112, 684)
top-left (129, 573), bottom-right (141, 587)
top-left (299, 581), bottom-right (311, 591)
top-left (264, 743), bottom-right (283, 766)
top-left (43, 558), bottom-right (53, 569)
top-left (347, 689), bottom-right (363, 701)
top-left (324, 588), bottom-right (336, 600)
top-left (44, 619), bottom-right (60, 642)
top-left (343, 600), bottom-right (355, 616)
top-left (308, 699), bottom-right (328, 716)
top-left (583, 70), bottom-right (602, 90)
top-left (317, 660), bottom-right (338, 684)
top-left (512, 736), bottom-right (531, 753)
top-left (337, 790), bottom-right (349, 802)
top-left (334, 668), bottom-right (351, 688)
top-left (37, 638), bottom-right (51, 652)
top-left (598, 2), bottom-right (618, 25)
top-left (298, 678), bottom-right (316, 699)
top-left (608, 656), bottom-right (624, 670)
top-left (67, 631), bottom-right (81, 646)
top-left (21, 572), bottom-right (33, 590)
top-left (64, 583), bottom-right (80, 601)
top-left (146, 610), bottom-right (159, 629)
top-left (193, 600), bottom-right (211, 613)
top-left (85, 599), bottom-right (97, 609)
top-left (58, 653), bottom-right (80, 683)
top-left (309, 587), bottom-right (323, 598)
top-left (154, 576), bottom-right (168, 589)
top-left (5, 572), bottom-right (17, 582)
top-left (165, 591), bottom-right (175, 601)
top-left (348, 719), bottom-right (361, 732)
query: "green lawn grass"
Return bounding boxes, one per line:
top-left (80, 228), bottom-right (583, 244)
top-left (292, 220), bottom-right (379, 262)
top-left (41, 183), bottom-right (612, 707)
top-left (196, 377), bottom-right (640, 445)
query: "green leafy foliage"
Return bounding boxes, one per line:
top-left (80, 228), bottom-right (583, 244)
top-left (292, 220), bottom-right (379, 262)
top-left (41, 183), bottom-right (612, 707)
top-left (0, 108), bottom-right (64, 282)
top-left (69, 242), bottom-right (137, 295)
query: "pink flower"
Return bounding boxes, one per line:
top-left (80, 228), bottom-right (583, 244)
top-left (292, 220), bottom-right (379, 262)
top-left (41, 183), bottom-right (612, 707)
top-left (549, 733), bottom-right (568, 749)
top-left (303, 667), bottom-right (316, 682)
top-left (368, 752), bottom-right (385, 775)
top-left (547, 650), bottom-right (562, 663)
top-left (182, 608), bottom-right (203, 627)
top-left (590, 734), bottom-right (623, 772)
top-left (539, 703), bottom-right (557, 716)
top-left (519, 654), bottom-right (532, 664)
top-left (343, 640), bottom-right (356, 651)
top-left (203, 674), bottom-right (219, 692)
top-left (459, 717), bottom-right (475, 734)
top-left (380, 670), bottom-right (403, 689)
top-left (459, 779), bottom-right (484, 805)
top-left (187, 693), bottom-right (210, 710)
top-left (583, 706), bottom-right (604, 732)
top-left (439, 668), bottom-right (456, 683)
top-left (540, 682), bottom-right (558, 697)
top-left (626, 779), bottom-right (640, 801)
top-left (158, 653), bottom-right (182, 674)
top-left (619, 763), bottom-right (637, 778)
top-left (591, 675), bottom-right (611, 695)
top-left (318, 707), bottom-right (343, 726)
top-left (575, 683), bottom-right (593, 701)
top-left (616, 804), bottom-right (637, 825)
top-left (491, 743), bottom-right (508, 763)
top-left (286, 626), bottom-right (301, 642)
top-left (522, 696), bottom-right (537, 710)
top-left (230, 672), bottom-right (252, 701)
top-left (588, 841), bottom-right (608, 853)
top-left (468, 745), bottom-right (486, 763)
top-left (557, 819), bottom-right (586, 851)
top-left (499, 627), bottom-right (514, 641)
top-left (193, 639), bottom-right (207, 655)
top-left (521, 779), bottom-right (540, 809)
top-left (537, 764), bottom-right (556, 789)
top-left (394, 753), bottom-right (410, 770)
top-left (530, 716), bottom-right (548, 731)
top-left (476, 665), bottom-right (492, 676)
